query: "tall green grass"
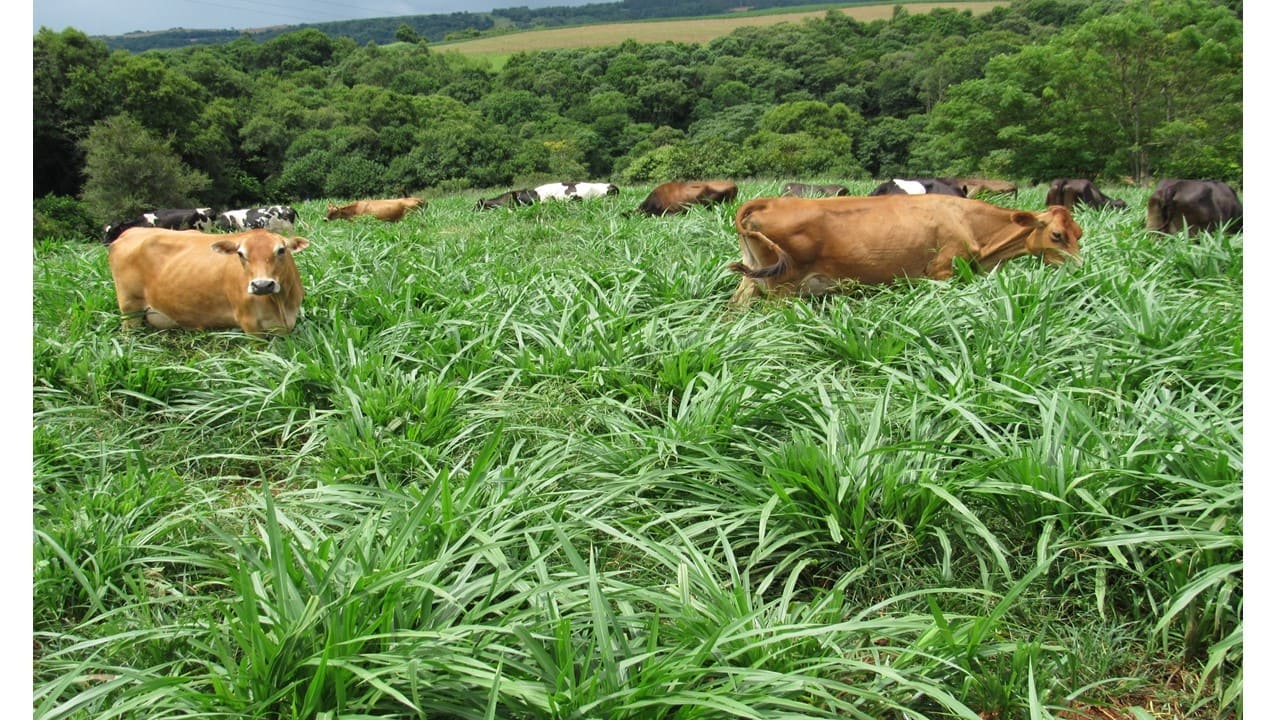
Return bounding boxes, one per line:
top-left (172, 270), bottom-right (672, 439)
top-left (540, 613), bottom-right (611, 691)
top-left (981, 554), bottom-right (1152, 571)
top-left (34, 181), bottom-right (1241, 718)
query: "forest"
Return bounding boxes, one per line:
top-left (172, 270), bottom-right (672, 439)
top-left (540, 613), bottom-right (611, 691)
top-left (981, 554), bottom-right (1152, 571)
top-left (96, 0), bottom-right (858, 53)
top-left (33, 0), bottom-right (1242, 241)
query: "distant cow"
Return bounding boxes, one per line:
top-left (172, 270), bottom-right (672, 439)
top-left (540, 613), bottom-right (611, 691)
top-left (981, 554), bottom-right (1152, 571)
top-left (1145, 179), bottom-right (1243, 236)
top-left (942, 177), bottom-right (1018, 198)
top-left (727, 194), bottom-right (1081, 305)
top-left (636, 181), bottom-right (739, 216)
top-left (325, 197), bottom-right (425, 222)
top-left (103, 207), bottom-right (217, 244)
top-left (218, 205), bottom-right (299, 232)
top-left (533, 182), bottom-right (620, 202)
top-left (782, 182), bottom-right (850, 198)
top-left (1044, 179), bottom-right (1127, 210)
top-left (476, 189), bottom-right (539, 210)
top-left (869, 178), bottom-right (965, 197)
top-left (107, 227), bottom-right (308, 336)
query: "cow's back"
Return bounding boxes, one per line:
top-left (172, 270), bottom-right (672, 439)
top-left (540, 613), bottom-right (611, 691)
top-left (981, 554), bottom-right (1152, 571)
top-left (735, 195), bottom-right (979, 285)
top-left (1147, 179), bottom-right (1242, 234)
top-left (109, 228), bottom-right (241, 328)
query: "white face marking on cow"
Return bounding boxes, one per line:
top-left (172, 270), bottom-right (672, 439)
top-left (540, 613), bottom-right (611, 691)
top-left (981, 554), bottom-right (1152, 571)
top-left (893, 179), bottom-right (927, 195)
top-left (143, 213), bottom-right (158, 224)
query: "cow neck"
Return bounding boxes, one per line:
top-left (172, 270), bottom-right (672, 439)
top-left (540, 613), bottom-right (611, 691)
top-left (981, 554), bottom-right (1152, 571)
top-left (974, 214), bottom-right (1035, 271)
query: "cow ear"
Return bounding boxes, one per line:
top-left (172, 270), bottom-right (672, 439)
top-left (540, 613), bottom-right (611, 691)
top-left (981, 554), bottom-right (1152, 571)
top-left (210, 239), bottom-right (238, 254)
top-left (1011, 211), bottom-right (1043, 228)
top-left (288, 237), bottom-right (310, 253)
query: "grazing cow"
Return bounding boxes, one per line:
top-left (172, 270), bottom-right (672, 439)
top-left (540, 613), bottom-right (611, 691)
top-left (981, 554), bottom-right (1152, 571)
top-left (533, 182), bottom-right (620, 202)
top-left (1044, 179), bottom-right (1127, 210)
top-left (103, 207), bottom-right (217, 244)
top-left (635, 181), bottom-right (739, 216)
top-left (476, 189), bottom-right (540, 210)
top-left (942, 177), bottom-right (1018, 199)
top-left (727, 194), bottom-right (1082, 305)
top-left (1145, 179), bottom-right (1243, 236)
top-left (325, 197), bottom-right (425, 222)
top-left (218, 205), bottom-right (299, 232)
top-left (869, 178), bottom-right (965, 197)
top-left (107, 227), bottom-right (308, 336)
top-left (782, 182), bottom-right (851, 198)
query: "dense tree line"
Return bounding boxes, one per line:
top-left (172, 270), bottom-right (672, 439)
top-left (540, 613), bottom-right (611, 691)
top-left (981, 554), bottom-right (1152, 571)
top-left (33, 0), bottom-right (1242, 233)
top-left (96, 0), bottom-right (875, 53)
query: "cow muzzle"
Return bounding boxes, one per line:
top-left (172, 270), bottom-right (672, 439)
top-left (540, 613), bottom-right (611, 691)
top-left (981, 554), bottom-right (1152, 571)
top-left (249, 278), bottom-right (280, 295)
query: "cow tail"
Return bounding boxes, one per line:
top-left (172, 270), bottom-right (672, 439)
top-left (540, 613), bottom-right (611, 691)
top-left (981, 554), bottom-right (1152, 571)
top-left (727, 229), bottom-right (792, 279)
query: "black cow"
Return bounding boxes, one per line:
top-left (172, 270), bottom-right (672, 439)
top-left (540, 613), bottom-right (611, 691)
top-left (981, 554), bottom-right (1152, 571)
top-left (1045, 179), bottom-right (1127, 210)
top-left (868, 178), bottom-right (966, 197)
top-left (782, 182), bottom-right (850, 198)
top-left (103, 207), bottom-right (217, 244)
top-left (217, 205), bottom-right (299, 231)
top-left (1145, 179), bottom-right (1243, 236)
top-left (476, 189), bottom-right (540, 210)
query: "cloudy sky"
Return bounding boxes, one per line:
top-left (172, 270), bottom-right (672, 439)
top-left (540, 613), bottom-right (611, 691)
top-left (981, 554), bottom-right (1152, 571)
top-left (33, 0), bottom-right (604, 37)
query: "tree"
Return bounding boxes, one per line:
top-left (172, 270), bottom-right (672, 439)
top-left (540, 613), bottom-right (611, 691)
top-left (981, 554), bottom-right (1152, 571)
top-left (79, 114), bottom-right (211, 223)
top-left (395, 24), bottom-right (422, 44)
top-left (33, 28), bottom-right (111, 197)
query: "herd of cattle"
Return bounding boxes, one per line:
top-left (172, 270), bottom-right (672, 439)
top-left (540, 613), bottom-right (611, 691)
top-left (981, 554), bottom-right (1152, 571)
top-left (100, 176), bottom-right (1242, 336)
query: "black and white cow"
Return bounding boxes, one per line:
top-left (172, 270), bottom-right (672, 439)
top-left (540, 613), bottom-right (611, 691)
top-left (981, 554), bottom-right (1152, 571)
top-left (217, 205), bottom-right (299, 232)
top-left (476, 189), bottom-right (540, 210)
top-left (103, 208), bottom-right (217, 244)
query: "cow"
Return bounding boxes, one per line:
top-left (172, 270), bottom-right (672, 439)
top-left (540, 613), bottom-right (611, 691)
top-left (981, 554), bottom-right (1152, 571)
top-left (1145, 179), bottom-right (1243, 236)
top-left (1044, 179), bottom-right (1127, 210)
top-left (782, 182), bottom-right (851, 198)
top-left (476, 189), bottom-right (540, 210)
top-left (103, 207), bottom-right (217, 244)
top-left (107, 227), bottom-right (308, 336)
top-left (533, 182), bottom-right (620, 202)
top-left (635, 181), bottom-right (739, 216)
top-left (868, 178), bottom-right (966, 197)
top-left (726, 194), bottom-right (1082, 305)
top-left (217, 205), bottom-right (299, 232)
top-left (942, 177), bottom-right (1018, 199)
top-left (325, 197), bottom-right (425, 222)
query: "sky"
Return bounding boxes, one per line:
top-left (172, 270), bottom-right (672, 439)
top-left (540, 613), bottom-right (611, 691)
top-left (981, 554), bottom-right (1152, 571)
top-left (33, 0), bottom-right (605, 37)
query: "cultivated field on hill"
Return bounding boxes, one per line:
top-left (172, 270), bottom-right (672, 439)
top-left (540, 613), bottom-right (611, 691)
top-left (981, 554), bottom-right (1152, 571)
top-left (33, 180), bottom-right (1240, 718)
top-left (435, 2), bottom-right (1008, 57)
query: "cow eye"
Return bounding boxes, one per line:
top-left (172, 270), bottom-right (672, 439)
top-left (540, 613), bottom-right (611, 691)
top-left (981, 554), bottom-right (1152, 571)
top-left (237, 248), bottom-right (247, 259)
top-left (1051, 231), bottom-right (1066, 245)
top-left (275, 246), bottom-right (286, 256)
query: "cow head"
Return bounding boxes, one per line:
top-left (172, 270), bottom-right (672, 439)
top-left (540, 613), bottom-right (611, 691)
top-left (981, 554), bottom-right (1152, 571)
top-left (324, 204), bottom-right (348, 221)
top-left (212, 231), bottom-right (309, 295)
top-left (1013, 206), bottom-right (1082, 265)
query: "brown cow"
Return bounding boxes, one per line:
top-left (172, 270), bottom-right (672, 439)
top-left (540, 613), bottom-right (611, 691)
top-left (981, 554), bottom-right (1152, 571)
top-left (108, 227), bottom-right (308, 336)
top-left (1145, 179), bottom-right (1243, 236)
top-left (325, 197), bottom-right (425, 222)
top-left (1044, 179), bottom-right (1127, 210)
top-left (782, 182), bottom-right (850, 198)
top-left (942, 177), bottom-right (1018, 198)
top-left (727, 195), bottom-right (1082, 305)
top-left (636, 181), bottom-right (739, 216)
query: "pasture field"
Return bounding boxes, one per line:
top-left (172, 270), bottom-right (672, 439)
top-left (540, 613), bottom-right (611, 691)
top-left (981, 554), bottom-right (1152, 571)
top-left (434, 2), bottom-right (1008, 58)
top-left (33, 181), bottom-right (1240, 719)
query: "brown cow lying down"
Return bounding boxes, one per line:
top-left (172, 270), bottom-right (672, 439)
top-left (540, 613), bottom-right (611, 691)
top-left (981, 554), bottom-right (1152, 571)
top-left (727, 194), bottom-right (1082, 305)
top-left (942, 177), bottom-right (1018, 198)
top-left (108, 227), bottom-right (308, 336)
top-left (636, 181), bottom-right (739, 216)
top-left (1145, 178), bottom-right (1242, 236)
top-left (325, 197), bottom-right (425, 222)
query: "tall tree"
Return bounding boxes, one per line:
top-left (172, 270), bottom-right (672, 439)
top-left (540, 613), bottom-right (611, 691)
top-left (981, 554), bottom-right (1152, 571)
top-left (79, 114), bottom-right (211, 223)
